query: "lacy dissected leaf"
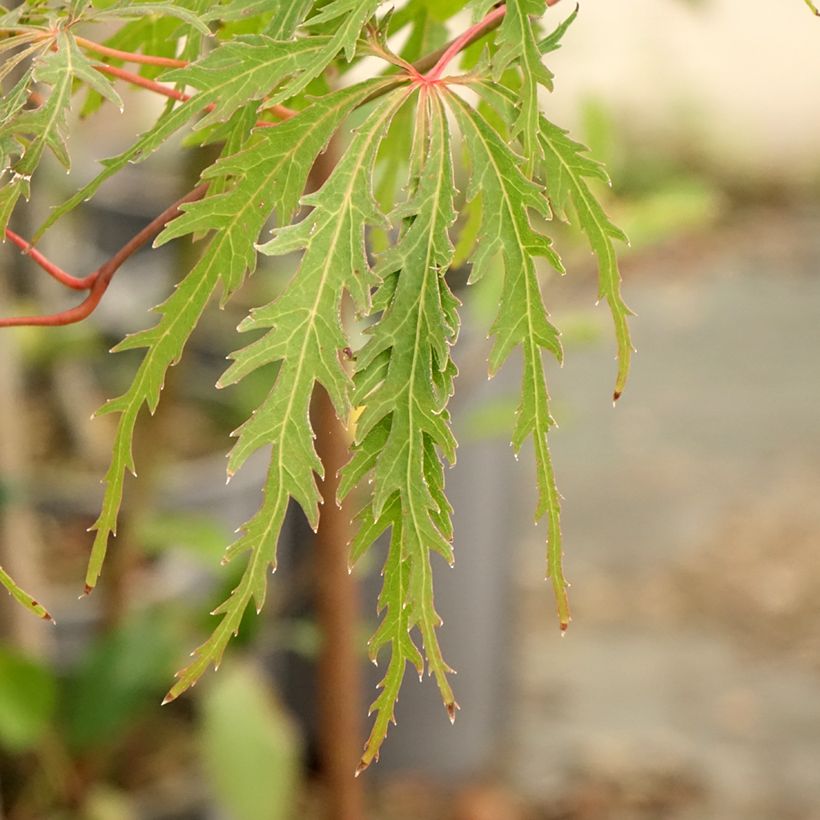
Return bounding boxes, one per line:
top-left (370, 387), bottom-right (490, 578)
top-left (236, 0), bottom-right (383, 105)
top-left (445, 89), bottom-right (570, 628)
top-left (266, 0), bottom-right (313, 35)
top-left (0, 566), bottom-right (53, 622)
top-left (537, 116), bottom-right (633, 399)
top-left (35, 35), bottom-right (333, 239)
top-left (0, 32), bottom-right (44, 86)
top-left (87, 2), bottom-right (211, 34)
top-left (340, 88), bottom-right (459, 772)
top-left (0, 31), bottom-right (120, 231)
top-left (84, 80), bottom-right (396, 595)
top-left (163, 86), bottom-right (411, 704)
top-left (540, 3), bottom-right (578, 54)
top-left (161, 35), bottom-right (333, 128)
top-left (0, 69), bottom-right (41, 172)
top-left (492, 0), bottom-right (557, 169)
top-left (200, 0), bottom-right (312, 33)
top-left (469, 78), bottom-right (632, 398)
top-left (157, 77), bottom-right (399, 294)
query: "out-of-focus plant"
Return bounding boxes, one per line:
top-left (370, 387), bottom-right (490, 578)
top-left (0, 592), bottom-right (303, 816)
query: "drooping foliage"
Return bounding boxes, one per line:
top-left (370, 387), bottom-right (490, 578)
top-left (0, 0), bottom-right (632, 769)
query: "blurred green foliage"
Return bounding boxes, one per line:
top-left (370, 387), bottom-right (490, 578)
top-left (201, 662), bottom-right (301, 820)
top-left (62, 612), bottom-right (179, 751)
top-left (0, 647), bottom-right (57, 751)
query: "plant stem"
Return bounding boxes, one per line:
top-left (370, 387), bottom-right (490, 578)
top-left (75, 34), bottom-right (187, 67)
top-left (0, 184), bottom-right (208, 328)
top-left (310, 133), bottom-right (364, 817)
top-left (414, 0), bottom-right (563, 77)
top-left (95, 61), bottom-right (188, 101)
top-left (313, 386), bottom-right (363, 818)
top-left (94, 62), bottom-right (297, 122)
top-left (426, 5), bottom-right (506, 81)
top-left (4, 228), bottom-right (96, 290)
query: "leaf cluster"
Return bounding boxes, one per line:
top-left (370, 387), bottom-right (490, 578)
top-left (0, 0), bottom-right (632, 768)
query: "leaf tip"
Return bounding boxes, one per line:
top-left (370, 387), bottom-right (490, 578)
top-left (446, 701), bottom-right (460, 724)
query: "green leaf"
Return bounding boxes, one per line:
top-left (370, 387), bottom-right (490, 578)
top-left (263, 0), bottom-right (313, 36)
top-left (0, 33), bottom-right (75, 231)
top-left (163, 86), bottom-right (411, 704)
top-left (88, 1), bottom-right (212, 34)
top-left (341, 88), bottom-right (460, 772)
top-left (0, 565), bottom-right (53, 622)
top-left (35, 35), bottom-right (337, 239)
top-left (468, 77), bottom-right (633, 398)
top-left (162, 35), bottom-right (333, 128)
top-left (199, 0), bottom-right (309, 32)
top-left (85, 250), bottom-right (221, 592)
top-left (540, 3), bottom-right (579, 54)
top-left (0, 647), bottom-right (57, 751)
top-left (0, 35), bottom-right (44, 85)
top-left (537, 116), bottom-right (634, 399)
top-left (445, 88), bottom-right (570, 629)
top-left (200, 662), bottom-right (301, 820)
top-left (86, 80), bottom-right (394, 593)
top-left (248, 0), bottom-right (382, 103)
top-left (492, 0), bottom-right (565, 170)
top-left (306, 0), bottom-right (379, 58)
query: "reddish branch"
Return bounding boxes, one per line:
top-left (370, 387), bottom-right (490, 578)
top-left (4, 229), bottom-right (96, 290)
top-left (95, 61), bottom-right (189, 102)
top-left (414, 0), bottom-right (563, 77)
top-left (74, 35), bottom-right (187, 68)
top-left (94, 63), bottom-right (296, 122)
top-left (1, 184), bottom-right (208, 328)
top-left (426, 5), bottom-right (507, 81)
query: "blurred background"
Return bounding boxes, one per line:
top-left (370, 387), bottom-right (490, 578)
top-left (1, 0), bottom-right (820, 818)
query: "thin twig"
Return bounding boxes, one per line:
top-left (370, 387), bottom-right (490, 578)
top-left (75, 35), bottom-right (187, 68)
top-left (414, 0), bottom-right (563, 76)
top-left (4, 228), bottom-right (96, 290)
top-left (95, 61), bottom-right (188, 101)
top-left (0, 184), bottom-right (208, 328)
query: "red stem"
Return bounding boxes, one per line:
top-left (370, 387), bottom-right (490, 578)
top-left (426, 5), bottom-right (506, 81)
top-left (4, 228), bottom-right (96, 290)
top-left (75, 35), bottom-right (187, 68)
top-left (95, 62), bottom-right (188, 102)
top-left (424, 0), bottom-right (563, 82)
top-left (0, 184), bottom-right (208, 328)
top-left (94, 63), bottom-right (296, 122)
